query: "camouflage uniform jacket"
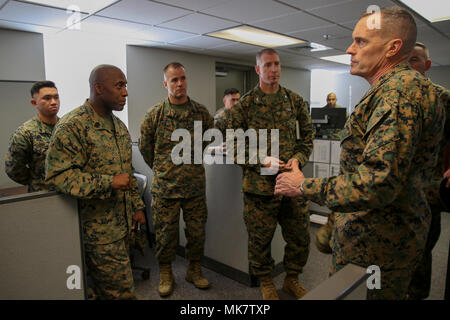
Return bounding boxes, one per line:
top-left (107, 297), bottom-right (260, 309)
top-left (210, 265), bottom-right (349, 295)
top-left (5, 116), bottom-right (56, 192)
top-left (139, 98), bottom-right (214, 199)
top-left (227, 85), bottom-right (315, 196)
top-left (425, 83), bottom-right (450, 206)
top-left (45, 100), bottom-right (145, 245)
top-left (214, 106), bottom-right (228, 135)
top-left (302, 62), bottom-right (445, 269)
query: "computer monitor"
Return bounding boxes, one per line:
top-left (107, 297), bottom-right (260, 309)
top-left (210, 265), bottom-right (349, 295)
top-left (311, 107), bottom-right (347, 139)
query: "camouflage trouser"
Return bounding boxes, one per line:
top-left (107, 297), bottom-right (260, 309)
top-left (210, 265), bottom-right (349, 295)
top-left (84, 236), bottom-right (136, 300)
top-left (243, 193), bottom-right (310, 277)
top-left (152, 194), bottom-right (208, 263)
top-left (331, 255), bottom-right (417, 300)
top-left (330, 214), bottom-right (425, 301)
top-left (408, 203), bottom-right (442, 299)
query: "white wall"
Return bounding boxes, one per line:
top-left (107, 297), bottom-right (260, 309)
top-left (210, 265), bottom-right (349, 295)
top-left (280, 66), bottom-right (311, 102)
top-left (335, 72), bottom-right (370, 114)
top-left (0, 28), bottom-right (46, 189)
top-left (126, 46), bottom-right (217, 141)
top-left (311, 69), bottom-right (370, 114)
top-left (44, 31), bottom-right (128, 125)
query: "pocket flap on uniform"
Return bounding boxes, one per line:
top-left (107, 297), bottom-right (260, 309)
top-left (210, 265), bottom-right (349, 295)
top-left (363, 107), bottom-right (400, 156)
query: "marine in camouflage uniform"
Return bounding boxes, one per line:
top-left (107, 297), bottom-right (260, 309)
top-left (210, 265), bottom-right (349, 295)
top-left (214, 107), bottom-right (228, 135)
top-left (139, 98), bottom-right (213, 263)
top-left (5, 81), bottom-right (60, 192)
top-left (139, 62), bottom-right (214, 296)
top-left (406, 42), bottom-right (450, 299)
top-left (275, 9), bottom-right (445, 299)
top-left (226, 49), bottom-right (314, 300)
top-left (408, 84), bottom-right (450, 299)
top-left (46, 66), bottom-right (145, 300)
top-left (5, 117), bottom-right (56, 192)
top-left (214, 88), bottom-right (241, 135)
top-left (300, 63), bottom-right (444, 299)
top-left (228, 85), bottom-right (314, 275)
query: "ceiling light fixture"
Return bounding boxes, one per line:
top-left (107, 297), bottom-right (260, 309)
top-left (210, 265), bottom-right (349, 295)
top-left (310, 42), bottom-right (332, 52)
top-left (206, 25), bottom-right (305, 48)
top-left (23, 0), bottom-right (118, 14)
top-left (320, 54), bottom-right (351, 65)
top-left (398, 0), bottom-right (450, 22)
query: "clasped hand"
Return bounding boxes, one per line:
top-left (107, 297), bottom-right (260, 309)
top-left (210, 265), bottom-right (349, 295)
top-left (273, 159), bottom-right (305, 197)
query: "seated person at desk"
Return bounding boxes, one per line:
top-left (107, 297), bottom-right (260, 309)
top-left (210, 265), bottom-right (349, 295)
top-left (323, 92), bottom-right (342, 109)
top-left (5, 81), bottom-right (60, 192)
top-left (316, 92), bottom-right (347, 140)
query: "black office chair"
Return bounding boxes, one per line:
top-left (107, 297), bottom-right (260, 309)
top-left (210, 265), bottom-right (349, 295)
top-left (130, 173), bottom-right (151, 280)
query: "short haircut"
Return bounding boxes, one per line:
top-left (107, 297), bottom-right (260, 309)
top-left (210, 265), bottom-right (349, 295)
top-left (164, 62), bottom-right (185, 74)
top-left (89, 64), bottom-right (120, 87)
top-left (30, 81), bottom-right (57, 97)
top-left (414, 41), bottom-right (430, 59)
top-left (362, 6), bottom-right (417, 56)
top-left (223, 88), bottom-right (240, 97)
top-left (256, 48), bottom-right (279, 64)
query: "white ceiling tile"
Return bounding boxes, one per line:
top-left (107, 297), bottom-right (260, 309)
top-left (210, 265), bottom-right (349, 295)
top-left (281, 56), bottom-right (345, 70)
top-left (75, 15), bottom-right (147, 39)
top-left (309, 0), bottom-right (394, 24)
top-left (171, 35), bottom-right (235, 48)
top-left (211, 41), bottom-right (261, 54)
top-left (138, 25), bottom-right (195, 42)
top-left (289, 25), bottom-right (352, 43)
top-left (155, 0), bottom-right (232, 11)
top-left (340, 19), bottom-right (358, 30)
top-left (96, 0), bottom-right (191, 25)
top-left (252, 11), bottom-right (332, 34)
top-left (432, 20), bottom-right (450, 36)
top-left (201, 0), bottom-right (292, 23)
top-left (157, 12), bottom-right (238, 34)
top-left (284, 47), bottom-right (346, 58)
top-left (314, 36), bottom-right (353, 51)
top-left (0, 1), bottom-right (87, 29)
top-left (0, 19), bottom-right (60, 34)
top-left (274, 49), bottom-right (308, 61)
top-left (277, 0), bottom-right (353, 11)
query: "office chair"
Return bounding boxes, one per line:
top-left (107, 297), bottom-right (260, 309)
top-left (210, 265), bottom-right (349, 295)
top-left (130, 173), bottom-right (151, 280)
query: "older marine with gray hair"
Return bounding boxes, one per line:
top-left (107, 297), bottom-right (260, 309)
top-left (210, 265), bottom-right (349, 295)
top-left (275, 7), bottom-right (445, 300)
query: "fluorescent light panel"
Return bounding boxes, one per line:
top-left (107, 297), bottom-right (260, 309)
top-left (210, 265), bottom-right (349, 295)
top-left (207, 25), bottom-right (305, 48)
top-left (399, 0), bottom-right (450, 22)
top-left (320, 54), bottom-right (351, 65)
top-left (24, 0), bottom-right (118, 14)
top-left (310, 42), bottom-right (332, 52)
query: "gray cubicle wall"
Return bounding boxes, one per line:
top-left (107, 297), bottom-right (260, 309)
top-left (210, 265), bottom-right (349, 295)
top-left (0, 81), bottom-right (39, 189)
top-left (0, 28), bottom-right (46, 189)
top-left (0, 192), bottom-right (86, 299)
top-left (0, 29), bottom-right (45, 82)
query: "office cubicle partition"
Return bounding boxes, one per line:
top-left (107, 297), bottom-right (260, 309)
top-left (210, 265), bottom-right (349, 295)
top-left (0, 191), bottom-right (86, 299)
